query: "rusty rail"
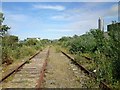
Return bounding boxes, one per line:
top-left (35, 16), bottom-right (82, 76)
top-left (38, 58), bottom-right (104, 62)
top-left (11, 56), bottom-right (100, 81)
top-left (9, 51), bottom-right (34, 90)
top-left (61, 51), bottom-right (94, 77)
top-left (82, 56), bottom-right (92, 60)
top-left (61, 50), bottom-right (111, 90)
top-left (0, 50), bottom-right (41, 83)
top-left (36, 47), bottom-right (50, 89)
top-left (99, 81), bottom-right (111, 90)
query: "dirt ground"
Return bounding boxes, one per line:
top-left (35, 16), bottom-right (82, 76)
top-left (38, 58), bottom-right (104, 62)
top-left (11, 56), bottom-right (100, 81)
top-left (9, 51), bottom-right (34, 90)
top-left (43, 47), bottom-right (91, 88)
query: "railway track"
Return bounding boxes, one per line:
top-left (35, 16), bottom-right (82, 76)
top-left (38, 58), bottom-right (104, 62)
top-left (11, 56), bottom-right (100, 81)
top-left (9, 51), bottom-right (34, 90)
top-left (1, 47), bottom-right (50, 88)
top-left (0, 50), bottom-right (40, 83)
top-left (1, 46), bottom-right (111, 89)
top-left (36, 46), bottom-right (50, 88)
top-left (42, 47), bottom-right (86, 88)
top-left (61, 50), bottom-right (111, 90)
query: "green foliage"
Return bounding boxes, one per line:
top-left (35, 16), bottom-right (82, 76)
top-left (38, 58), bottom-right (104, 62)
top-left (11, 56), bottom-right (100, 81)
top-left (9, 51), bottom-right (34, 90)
top-left (41, 39), bottom-right (51, 46)
top-left (1, 13), bottom-right (51, 65)
top-left (58, 34), bottom-right (96, 54)
top-left (69, 34), bottom-right (96, 54)
top-left (1, 13), bottom-right (12, 64)
top-left (19, 45), bottom-right (36, 58)
top-left (108, 23), bottom-right (120, 80)
top-left (57, 23), bottom-right (120, 87)
top-left (25, 38), bottom-right (39, 46)
top-left (2, 47), bottom-right (13, 64)
top-left (2, 35), bottom-right (18, 47)
top-left (0, 12), bottom-right (10, 36)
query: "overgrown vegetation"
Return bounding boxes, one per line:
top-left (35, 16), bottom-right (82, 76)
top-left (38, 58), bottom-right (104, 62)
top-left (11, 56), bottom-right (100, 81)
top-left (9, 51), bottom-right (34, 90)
top-left (56, 23), bottom-right (120, 88)
top-left (0, 12), bottom-right (51, 65)
top-left (1, 11), bottom-right (119, 88)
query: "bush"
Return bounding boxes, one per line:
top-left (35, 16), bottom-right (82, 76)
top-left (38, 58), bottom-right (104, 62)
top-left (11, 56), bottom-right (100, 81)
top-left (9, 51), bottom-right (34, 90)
top-left (57, 26), bottom-right (120, 87)
top-left (20, 45), bottom-right (36, 58)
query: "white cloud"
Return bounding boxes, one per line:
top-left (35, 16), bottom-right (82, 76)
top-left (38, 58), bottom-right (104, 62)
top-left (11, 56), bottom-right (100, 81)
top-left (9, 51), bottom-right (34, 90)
top-left (51, 3), bottom-right (118, 22)
top-left (3, 13), bottom-right (29, 33)
top-left (104, 4), bottom-right (118, 16)
top-left (6, 14), bottom-right (29, 22)
top-left (51, 14), bottom-right (72, 21)
top-left (3, 2), bottom-right (118, 40)
top-left (52, 15), bottom-right (65, 19)
top-left (33, 4), bottom-right (65, 11)
top-left (46, 29), bottom-right (73, 32)
top-left (62, 20), bottom-right (97, 32)
top-left (50, 3), bottom-right (118, 33)
top-left (3, 13), bottom-right (44, 33)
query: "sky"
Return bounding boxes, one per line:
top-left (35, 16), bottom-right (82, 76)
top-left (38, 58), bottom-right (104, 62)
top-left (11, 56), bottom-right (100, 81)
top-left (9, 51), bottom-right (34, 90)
top-left (1, 1), bottom-right (118, 40)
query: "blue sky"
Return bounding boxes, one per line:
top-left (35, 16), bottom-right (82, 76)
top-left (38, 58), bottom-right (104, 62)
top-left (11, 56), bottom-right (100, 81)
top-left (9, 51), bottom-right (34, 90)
top-left (1, 2), bottom-right (118, 40)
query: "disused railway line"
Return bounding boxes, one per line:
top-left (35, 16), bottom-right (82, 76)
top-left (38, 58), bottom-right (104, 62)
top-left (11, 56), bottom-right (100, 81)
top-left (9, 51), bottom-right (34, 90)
top-left (0, 50), bottom-right (41, 83)
top-left (1, 47), bottom-right (50, 88)
top-left (1, 46), bottom-right (111, 89)
top-left (36, 46), bottom-right (50, 88)
top-left (61, 50), bottom-right (111, 90)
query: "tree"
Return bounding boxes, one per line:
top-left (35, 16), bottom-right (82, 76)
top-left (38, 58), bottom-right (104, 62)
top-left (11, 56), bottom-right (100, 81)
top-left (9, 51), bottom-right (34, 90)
top-left (0, 13), bottom-right (12, 65)
top-left (0, 12), bottom-right (10, 36)
top-left (108, 23), bottom-right (120, 80)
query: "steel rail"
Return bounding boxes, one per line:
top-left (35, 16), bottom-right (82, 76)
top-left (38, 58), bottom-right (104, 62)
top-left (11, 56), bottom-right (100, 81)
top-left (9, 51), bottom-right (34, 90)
top-left (36, 46), bottom-right (50, 89)
top-left (61, 50), bottom-right (111, 90)
top-left (0, 50), bottom-right (41, 83)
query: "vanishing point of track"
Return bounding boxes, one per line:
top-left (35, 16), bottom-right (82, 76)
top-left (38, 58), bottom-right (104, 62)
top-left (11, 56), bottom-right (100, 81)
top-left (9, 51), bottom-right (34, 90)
top-left (1, 46), bottom-right (111, 89)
